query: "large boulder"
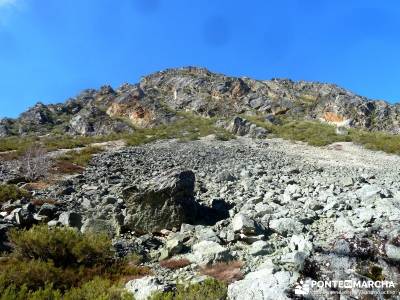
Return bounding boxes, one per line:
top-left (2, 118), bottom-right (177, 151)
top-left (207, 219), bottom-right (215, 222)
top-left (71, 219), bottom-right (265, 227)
top-left (0, 124), bottom-right (9, 137)
top-left (269, 217), bottom-right (304, 237)
top-left (0, 223), bottom-right (14, 251)
top-left (226, 116), bottom-right (269, 138)
top-left (123, 169), bottom-right (198, 233)
top-left (232, 213), bottom-right (256, 235)
top-left (190, 240), bottom-right (232, 265)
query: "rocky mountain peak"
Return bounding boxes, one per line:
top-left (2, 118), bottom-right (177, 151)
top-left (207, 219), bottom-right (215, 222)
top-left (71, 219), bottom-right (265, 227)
top-left (1, 67), bottom-right (400, 137)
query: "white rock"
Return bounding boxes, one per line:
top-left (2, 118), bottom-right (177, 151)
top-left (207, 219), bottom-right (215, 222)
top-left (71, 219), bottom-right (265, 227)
top-left (249, 240), bottom-right (273, 256)
top-left (232, 213), bottom-right (256, 235)
top-left (190, 240), bottom-right (231, 265)
top-left (334, 216), bottom-right (356, 234)
top-left (289, 235), bottom-right (313, 256)
top-left (269, 218), bottom-right (304, 237)
top-left (386, 244), bottom-right (400, 261)
top-left (125, 276), bottom-right (167, 300)
top-left (356, 184), bottom-right (381, 201)
top-left (280, 251), bottom-right (307, 271)
top-left (228, 268), bottom-right (300, 300)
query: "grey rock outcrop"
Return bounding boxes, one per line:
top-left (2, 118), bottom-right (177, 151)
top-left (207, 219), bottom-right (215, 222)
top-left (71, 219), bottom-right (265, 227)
top-left (226, 116), bottom-right (269, 138)
top-left (190, 240), bottom-right (232, 265)
top-left (123, 169), bottom-right (198, 233)
top-left (4, 67), bottom-right (400, 137)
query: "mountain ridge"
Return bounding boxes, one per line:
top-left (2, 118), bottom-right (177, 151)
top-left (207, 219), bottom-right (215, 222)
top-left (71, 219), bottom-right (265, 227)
top-left (1, 66), bottom-right (399, 137)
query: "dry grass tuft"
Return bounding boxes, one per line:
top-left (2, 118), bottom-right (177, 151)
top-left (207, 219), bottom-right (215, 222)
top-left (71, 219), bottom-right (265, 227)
top-left (23, 181), bottom-right (52, 191)
top-left (159, 258), bottom-right (191, 270)
top-left (200, 261), bottom-right (244, 284)
top-left (51, 161), bottom-right (85, 174)
top-left (30, 198), bottom-right (58, 206)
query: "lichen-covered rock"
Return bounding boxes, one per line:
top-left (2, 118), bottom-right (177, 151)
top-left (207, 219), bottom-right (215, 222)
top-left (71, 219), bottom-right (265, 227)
top-left (123, 169), bottom-right (198, 233)
top-left (81, 218), bottom-right (121, 238)
top-left (226, 116), bottom-right (269, 138)
top-left (190, 240), bottom-right (232, 265)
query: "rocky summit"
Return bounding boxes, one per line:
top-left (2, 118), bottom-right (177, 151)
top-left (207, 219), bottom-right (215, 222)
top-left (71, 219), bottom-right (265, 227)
top-left (1, 68), bottom-right (400, 299)
top-left (2, 67), bottom-right (400, 137)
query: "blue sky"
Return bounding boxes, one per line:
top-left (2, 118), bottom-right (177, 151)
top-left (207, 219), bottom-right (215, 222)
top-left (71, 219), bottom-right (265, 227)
top-left (1, 0), bottom-right (400, 118)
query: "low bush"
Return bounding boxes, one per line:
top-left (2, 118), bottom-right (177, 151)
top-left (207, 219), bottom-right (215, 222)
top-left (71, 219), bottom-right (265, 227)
top-left (125, 114), bottom-right (234, 146)
top-left (57, 146), bottom-right (103, 167)
top-left (0, 184), bottom-right (31, 204)
top-left (0, 136), bottom-right (39, 153)
top-left (0, 134), bottom-right (119, 156)
top-left (150, 278), bottom-right (227, 300)
top-left (245, 115), bottom-right (350, 146)
top-left (8, 225), bottom-right (114, 267)
top-left (63, 277), bottom-right (134, 300)
top-left (200, 261), bottom-right (243, 284)
top-left (0, 278), bottom-right (133, 300)
top-left (276, 120), bottom-right (351, 146)
top-left (0, 258), bottom-right (68, 292)
top-left (159, 258), bottom-right (191, 270)
top-left (351, 130), bottom-right (400, 155)
top-left (19, 146), bottom-right (51, 181)
top-left (245, 114), bottom-right (400, 154)
top-left (1, 226), bottom-right (149, 297)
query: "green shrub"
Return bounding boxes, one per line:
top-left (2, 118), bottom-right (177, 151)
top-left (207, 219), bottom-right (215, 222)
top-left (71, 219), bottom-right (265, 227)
top-left (0, 136), bottom-right (39, 153)
top-left (150, 278), bottom-right (227, 300)
top-left (57, 146), bottom-right (103, 167)
top-left (8, 225), bottom-right (114, 268)
top-left (0, 258), bottom-right (67, 292)
top-left (125, 114), bottom-right (234, 146)
top-left (0, 278), bottom-right (133, 300)
top-left (0, 285), bottom-right (60, 300)
top-left (244, 114), bottom-right (400, 154)
top-left (63, 278), bottom-right (134, 300)
top-left (351, 130), bottom-right (400, 155)
top-left (0, 184), bottom-right (31, 204)
top-left (275, 120), bottom-right (351, 146)
top-left (0, 134), bottom-right (120, 156)
top-left (2, 226), bottom-right (149, 295)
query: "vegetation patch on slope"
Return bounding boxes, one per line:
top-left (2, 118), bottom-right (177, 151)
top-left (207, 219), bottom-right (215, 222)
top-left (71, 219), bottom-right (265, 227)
top-left (0, 184), bottom-right (31, 204)
top-left (0, 114), bottom-right (234, 161)
top-left (0, 225), bottom-right (149, 299)
top-left (245, 115), bottom-right (400, 154)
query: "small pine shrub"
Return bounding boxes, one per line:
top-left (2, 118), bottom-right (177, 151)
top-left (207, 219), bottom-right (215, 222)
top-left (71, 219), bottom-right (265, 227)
top-left (63, 278), bottom-right (134, 300)
top-left (0, 258), bottom-right (66, 292)
top-left (8, 225), bottom-right (114, 267)
top-left (0, 285), bottom-right (61, 300)
top-left (0, 184), bottom-right (31, 204)
top-left (2, 226), bottom-right (149, 296)
top-left (0, 279), bottom-right (133, 300)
